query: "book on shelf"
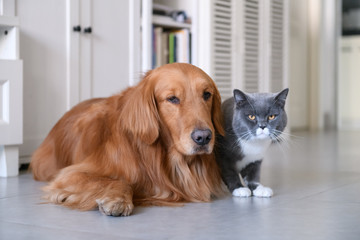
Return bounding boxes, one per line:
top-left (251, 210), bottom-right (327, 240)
top-left (152, 26), bottom-right (191, 69)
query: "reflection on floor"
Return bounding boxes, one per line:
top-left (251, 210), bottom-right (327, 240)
top-left (1, 131), bottom-right (360, 240)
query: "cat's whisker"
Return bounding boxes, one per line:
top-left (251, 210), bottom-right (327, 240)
top-left (274, 134), bottom-right (302, 153)
top-left (272, 130), bottom-right (302, 150)
top-left (274, 140), bottom-right (289, 159)
top-left (277, 137), bottom-right (290, 150)
top-left (273, 130), bottom-right (303, 139)
top-left (239, 131), bottom-right (252, 140)
top-left (269, 133), bottom-right (291, 158)
top-left (231, 131), bottom-right (251, 148)
top-left (230, 129), bottom-right (252, 140)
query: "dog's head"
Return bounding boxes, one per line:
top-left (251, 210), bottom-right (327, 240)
top-left (121, 63), bottom-right (224, 156)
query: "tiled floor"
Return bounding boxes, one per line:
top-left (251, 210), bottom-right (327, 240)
top-left (1, 130), bottom-right (360, 240)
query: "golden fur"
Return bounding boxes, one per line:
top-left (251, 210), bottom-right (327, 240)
top-left (30, 63), bottom-right (225, 216)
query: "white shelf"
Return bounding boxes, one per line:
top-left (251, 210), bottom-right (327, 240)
top-left (0, 16), bottom-right (19, 27)
top-left (152, 15), bottom-right (191, 29)
top-left (142, 0), bottom-right (196, 72)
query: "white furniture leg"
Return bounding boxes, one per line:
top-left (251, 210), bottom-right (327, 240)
top-left (0, 145), bottom-right (19, 177)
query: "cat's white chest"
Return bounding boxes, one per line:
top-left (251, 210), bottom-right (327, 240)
top-left (236, 138), bottom-right (271, 171)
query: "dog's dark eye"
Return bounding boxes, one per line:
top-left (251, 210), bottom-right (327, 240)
top-left (203, 91), bottom-right (212, 101)
top-left (167, 96), bottom-right (180, 104)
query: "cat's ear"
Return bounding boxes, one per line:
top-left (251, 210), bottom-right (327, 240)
top-left (233, 89), bottom-right (248, 105)
top-left (274, 88), bottom-right (289, 108)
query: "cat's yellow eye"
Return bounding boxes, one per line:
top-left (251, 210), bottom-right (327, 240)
top-left (248, 115), bottom-right (256, 120)
top-left (268, 115), bottom-right (276, 120)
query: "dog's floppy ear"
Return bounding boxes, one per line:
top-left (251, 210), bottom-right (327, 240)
top-left (211, 83), bottom-right (225, 136)
top-left (119, 71), bottom-right (159, 145)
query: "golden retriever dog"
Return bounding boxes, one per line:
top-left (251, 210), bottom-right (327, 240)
top-left (30, 63), bottom-right (225, 216)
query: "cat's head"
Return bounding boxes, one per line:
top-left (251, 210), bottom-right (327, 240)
top-left (232, 88), bottom-right (289, 141)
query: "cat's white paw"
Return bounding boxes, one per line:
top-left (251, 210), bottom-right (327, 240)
top-left (253, 185), bottom-right (273, 198)
top-left (232, 187), bottom-right (252, 197)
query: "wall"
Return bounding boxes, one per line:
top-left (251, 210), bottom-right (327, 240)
top-left (308, 0), bottom-right (337, 130)
top-left (17, 0), bottom-right (68, 161)
top-left (288, 0), bottom-right (338, 131)
top-left (320, 0), bottom-right (337, 129)
top-left (288, 0), bottom-right (309, 130)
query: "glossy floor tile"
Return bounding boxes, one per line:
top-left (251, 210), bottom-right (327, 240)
top-left (1, 130), bottom-right (360, 240)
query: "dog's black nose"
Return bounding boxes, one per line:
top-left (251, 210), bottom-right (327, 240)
top-left (191, 129), bottom-right (212, 146)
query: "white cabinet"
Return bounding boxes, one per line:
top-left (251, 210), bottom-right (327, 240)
top-left (0, 60), bottom-right (22, 177)
top-left (17, 0), bottom-right (140, 164)
top-left (0, 7), bottom-right (23, 176)
top-left (0, 60), bottom-right (22, 145)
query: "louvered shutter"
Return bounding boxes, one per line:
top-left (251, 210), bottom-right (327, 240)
top-left (241, 0), bottom-right (287, 93)
top-left (212, 0), bottom-right (233, 100)
top-left (269, 0), bottom-right (286, 92)
top-left (243, 0), bottom-right (261, 93)
top-left (205, 0), bottom-right (287, 98)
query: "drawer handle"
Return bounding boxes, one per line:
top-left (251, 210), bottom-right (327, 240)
top-left (84, 27), bottom-right (92, 34)
top-left (73, 25), bottom-right (81, 32)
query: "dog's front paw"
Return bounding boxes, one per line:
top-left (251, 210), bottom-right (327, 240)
top-left (253, 185), bottom-right (273, 198)
top-left (96, 197), bottom-right (134, 217)
top-left (232, 187), bottom-right (252, 197)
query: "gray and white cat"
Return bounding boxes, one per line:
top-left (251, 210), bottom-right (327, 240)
top-left (216, 88), bottom-right (289, 198)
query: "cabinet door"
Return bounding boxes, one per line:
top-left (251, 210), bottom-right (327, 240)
top-left (0, 60), bottom-right (22, 145)
top-left (91, 0), bottom-right (136, 98)
top-left (69, 0), bottom-right (140, 105)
